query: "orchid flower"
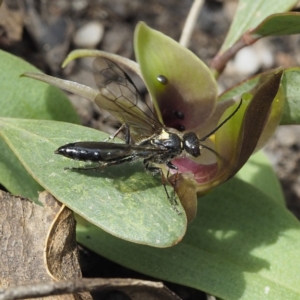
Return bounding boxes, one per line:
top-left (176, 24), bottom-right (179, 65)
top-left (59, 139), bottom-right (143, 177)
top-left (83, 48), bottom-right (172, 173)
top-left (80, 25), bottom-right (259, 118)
top-left (24, 22), bottom-right (284, 222)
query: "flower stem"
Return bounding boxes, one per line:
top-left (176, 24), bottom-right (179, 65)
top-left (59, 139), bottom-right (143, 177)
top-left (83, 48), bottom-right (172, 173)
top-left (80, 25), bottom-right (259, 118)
top-left (179, 0), bottom-right (204, 48)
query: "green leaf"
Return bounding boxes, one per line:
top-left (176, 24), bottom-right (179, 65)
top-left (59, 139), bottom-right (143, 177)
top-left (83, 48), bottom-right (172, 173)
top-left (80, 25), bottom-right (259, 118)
top-left (280, 68), bottom-right (300, 124)
top-left (218, 75), bottom-right (259, 103)
top-left (236, 151), bottom-right (285, 204)
top-left (0, 50), bottom-right (80, 200)
top-left (251, 12), bottom-right (300, 38)
top-left (0, 118), bottom-right (187, 247)
top-left (0, 138), bottom-right (42, 202)
top-left (77, 177), bottom-right (300, 300)
top-left (219, 68), bottom-right (300, 125)
top-left (221, 0), bottom-right (298, 52)
top-left (0, 50), bottom-right (79, 122)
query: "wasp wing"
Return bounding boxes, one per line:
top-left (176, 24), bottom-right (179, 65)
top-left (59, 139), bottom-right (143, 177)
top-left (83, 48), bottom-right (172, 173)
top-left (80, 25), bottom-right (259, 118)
top-left (93, 58), bottom-right (163, 142)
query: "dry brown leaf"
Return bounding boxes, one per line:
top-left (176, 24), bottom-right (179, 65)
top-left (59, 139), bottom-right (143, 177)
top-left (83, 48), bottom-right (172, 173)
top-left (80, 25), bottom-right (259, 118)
top-left (45, 203), bottom-right (81, 281)
top-left (0, 190), bottom-right (91, 300)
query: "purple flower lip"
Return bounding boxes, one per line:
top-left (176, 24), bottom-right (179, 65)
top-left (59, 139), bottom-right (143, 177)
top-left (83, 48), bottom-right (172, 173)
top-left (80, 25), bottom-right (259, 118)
top-left (172, 157), bottom-right (218, 184)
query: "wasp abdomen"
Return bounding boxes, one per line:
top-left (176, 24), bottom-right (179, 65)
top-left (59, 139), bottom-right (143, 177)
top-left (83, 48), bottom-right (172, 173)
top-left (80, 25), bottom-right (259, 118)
top-left (55, 143), bottom-right (100, 161)
top-left (55, 142), bottom-right (132, 162)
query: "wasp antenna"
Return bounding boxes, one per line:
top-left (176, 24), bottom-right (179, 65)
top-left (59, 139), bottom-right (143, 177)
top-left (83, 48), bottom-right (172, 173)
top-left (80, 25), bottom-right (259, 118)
top-left (200, 144), bottom-right (225, 160)
top-left (200, 144), bottom-right (230, 171)
top-left (199, 98), bottom-right (243, 142)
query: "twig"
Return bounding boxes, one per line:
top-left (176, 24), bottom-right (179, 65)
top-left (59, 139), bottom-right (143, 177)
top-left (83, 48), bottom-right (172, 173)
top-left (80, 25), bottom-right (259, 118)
top-left (210, 30), bottom-right (258, 77)
top-left (179, 0), bottom-right (204, 47)
top-left (0, 278), bottom-right (179, 300)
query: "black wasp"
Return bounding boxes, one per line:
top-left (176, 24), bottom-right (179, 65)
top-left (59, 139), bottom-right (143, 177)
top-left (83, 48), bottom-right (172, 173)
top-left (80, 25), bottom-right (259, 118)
top-left (55, 58), bottom-right (241, 205)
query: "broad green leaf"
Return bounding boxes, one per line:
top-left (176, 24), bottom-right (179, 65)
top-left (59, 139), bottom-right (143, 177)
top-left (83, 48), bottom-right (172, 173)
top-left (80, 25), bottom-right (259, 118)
top-left (0, 139), bottom-right (42, 202)
top-left (251, 12), bottom-right (300, 38)
top-left (0, 50), bottom-right (80, 200)
top-left (77, 177), bottom-right (300, 300)
top-left (0, 118), bottom-right (187, 247)
top-left (0, 50), bottom-right (79, 122)
top-left (218, 74), bottom-right (261, 101)
top-left (218, 76), bottom-right (259, 102)
top-left (236, 151), bottom-right (285, 204)
top-left (219, 68), bottom-right (300, 125)
top-left (220, 0), bottom-right (298, 52)
top-left (280, 68), bottom-right (300, 124)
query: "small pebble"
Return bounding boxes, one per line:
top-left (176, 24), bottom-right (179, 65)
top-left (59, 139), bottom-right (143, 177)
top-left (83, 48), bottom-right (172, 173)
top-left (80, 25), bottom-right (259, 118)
top-left (71, 0), bottom-right (88, 11)
top-left (73, 21), bottom-right (104, 48)
top-left (229, 40), bottom-right (274, 76)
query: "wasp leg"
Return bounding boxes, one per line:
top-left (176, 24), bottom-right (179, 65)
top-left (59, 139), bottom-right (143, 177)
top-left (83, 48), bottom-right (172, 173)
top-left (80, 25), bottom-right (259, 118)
top-left (64, 163), bottom-right (104, 171)
top-left (144, 163), bottom-right (168, 196)
top-left (164, 161), bottom-right (180, 209)
top-left (104, 123), bottom-right (126, 142)
top-left (104, 123), bottom-right (132, 144)
top-left (65, 155), bottom-right (136, 171)
top-left (144, 160), bottom-right (180, 214)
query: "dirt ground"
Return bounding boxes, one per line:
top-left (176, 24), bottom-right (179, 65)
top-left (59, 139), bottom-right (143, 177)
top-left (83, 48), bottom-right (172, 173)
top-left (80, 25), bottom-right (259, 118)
top-left (1, 0), bottom-right (300, 299)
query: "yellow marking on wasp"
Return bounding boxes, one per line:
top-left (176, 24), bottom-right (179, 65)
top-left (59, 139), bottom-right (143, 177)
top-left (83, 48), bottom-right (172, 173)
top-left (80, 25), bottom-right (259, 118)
top-left (158, 130), bottom-right (170, 140)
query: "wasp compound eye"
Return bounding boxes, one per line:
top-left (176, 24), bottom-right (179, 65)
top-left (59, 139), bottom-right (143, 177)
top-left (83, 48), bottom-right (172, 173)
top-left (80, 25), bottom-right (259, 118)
top-left (182, 132), bottom-right (200, 157)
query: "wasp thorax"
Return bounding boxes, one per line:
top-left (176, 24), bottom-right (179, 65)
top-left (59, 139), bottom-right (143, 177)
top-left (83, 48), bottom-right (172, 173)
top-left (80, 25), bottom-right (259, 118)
top-left (157, 75), bottom-right (168, 85)
top-left (182, 132), bottom-right (200, 157)
top-left (152, 132), bottom-right (182, 154)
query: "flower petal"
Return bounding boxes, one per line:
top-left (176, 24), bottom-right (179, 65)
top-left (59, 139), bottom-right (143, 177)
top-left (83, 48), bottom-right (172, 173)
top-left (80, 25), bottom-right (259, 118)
top-left (22, 72), bottom-right (99, 101)
top-left (254, 72), bottom-right (285, 151)
top-left (62, 49), bottom-right (141, 76)
top-left (134, 22), bottom-right (218, 130)
top-left (23, 49), bottom-right (142, 104)
top-left (193, 98), bottom-right (236, 138)
top-left (170, 172), bottom-right (197, 224)
top-left (216, 69), bottom-right (283, 182)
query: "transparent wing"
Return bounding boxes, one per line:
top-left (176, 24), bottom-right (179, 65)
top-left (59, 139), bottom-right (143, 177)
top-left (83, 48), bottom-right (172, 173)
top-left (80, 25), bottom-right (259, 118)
top-left (93, 58), bottom-right (163, 142)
